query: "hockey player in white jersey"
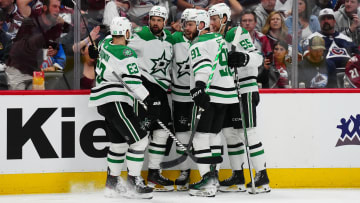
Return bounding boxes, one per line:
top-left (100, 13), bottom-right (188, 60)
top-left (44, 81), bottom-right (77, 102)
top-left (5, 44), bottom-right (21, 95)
top-left (186, 9), bottom-right (239, 197)
top-left (127, 5), bottom-right (175, 191)
top-left (88, 17), bottom-right (159, 199)
top-left (171, 8), bottom-right (196, 191)
top-left (209, 3), bottom-right (271, 193)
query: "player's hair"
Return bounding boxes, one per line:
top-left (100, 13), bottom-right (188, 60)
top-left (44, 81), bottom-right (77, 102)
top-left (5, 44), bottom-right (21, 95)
top-left (240, 9), bottom-right (257, 23)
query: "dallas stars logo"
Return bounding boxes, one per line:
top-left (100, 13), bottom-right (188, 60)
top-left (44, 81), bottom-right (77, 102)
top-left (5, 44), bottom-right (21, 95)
top-left (150, 51), bottom-right (171, 75)
top-left (176, 57), bottom-right (190, 78)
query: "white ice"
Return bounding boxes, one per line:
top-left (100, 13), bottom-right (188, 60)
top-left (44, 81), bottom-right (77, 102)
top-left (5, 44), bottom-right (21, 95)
top-left (0, 189), bottom-right (359, 203)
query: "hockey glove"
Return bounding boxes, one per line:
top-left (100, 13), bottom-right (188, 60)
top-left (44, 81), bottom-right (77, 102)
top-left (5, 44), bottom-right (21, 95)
top-left (88, 45), bottom-right (99, 59)
top-left (190, 81), bottom-right (210, 109)
top-left (144, 96), bottom-right (161, 121)
top-left (228, 51), bottom-right (249, 68)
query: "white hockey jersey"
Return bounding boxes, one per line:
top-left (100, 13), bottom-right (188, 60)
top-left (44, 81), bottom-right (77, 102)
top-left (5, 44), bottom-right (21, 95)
top-left (128, 26), bottom-right (174, 92)
top-left (189, 33), bottom-right (238, 104)
top-left (225, 27), bottom-right (263, 94)
top-left (89, 36), bottom-right (149, 107)
top-left (171, 31), bottom-right (192, 102)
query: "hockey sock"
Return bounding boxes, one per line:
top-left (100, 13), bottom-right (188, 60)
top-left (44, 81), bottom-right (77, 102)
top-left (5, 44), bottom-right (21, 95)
top-left (127, 136), bottom-right (148, 177)
top-left (107, 143), bottom-right (128, 176)
top-left (241, 128), bottom-right (266, 172)
top-left (210, 132), bottom-right (223, 172)
top-left (222, 127), bottom-right (245, 170)
top-left (148, 129), bottom-right (169, 169)
top-left (193, 132), bottom-right (212, 176)
top-left (176, 131), bottom-right (192, 171)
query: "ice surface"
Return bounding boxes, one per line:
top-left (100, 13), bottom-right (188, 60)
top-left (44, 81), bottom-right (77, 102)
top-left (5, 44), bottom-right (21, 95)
top-left (0, 189), bottom-right (359, 203)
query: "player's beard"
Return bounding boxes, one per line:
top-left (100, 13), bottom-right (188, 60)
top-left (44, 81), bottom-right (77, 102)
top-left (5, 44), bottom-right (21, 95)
top-left (150, 25), bottom-right (163, 35)
top-left (184, 30), bottom-right (199, 40)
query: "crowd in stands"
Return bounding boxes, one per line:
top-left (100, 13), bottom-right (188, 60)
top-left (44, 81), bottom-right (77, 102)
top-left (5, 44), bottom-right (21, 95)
top-left (0, 0), bottom-right (360, 90)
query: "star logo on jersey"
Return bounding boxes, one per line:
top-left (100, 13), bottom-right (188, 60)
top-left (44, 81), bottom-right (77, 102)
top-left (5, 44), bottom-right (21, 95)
top-left (176, 57), bottom-right (190, 78)
top-left (150, 51), bottom-right (171, 75)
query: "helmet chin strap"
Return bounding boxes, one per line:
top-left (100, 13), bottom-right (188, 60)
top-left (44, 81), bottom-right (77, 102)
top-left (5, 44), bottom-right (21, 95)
top-left (218, 17), bottom-right (226, 34)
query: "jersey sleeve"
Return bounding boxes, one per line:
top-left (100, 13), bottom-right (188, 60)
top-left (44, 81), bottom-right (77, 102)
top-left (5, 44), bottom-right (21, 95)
top-left (189, 43), bottom-right (212, 84)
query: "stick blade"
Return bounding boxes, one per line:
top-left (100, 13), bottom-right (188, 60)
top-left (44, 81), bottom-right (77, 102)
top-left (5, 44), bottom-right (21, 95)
top-left (160, 154), bottom-right (188, 169)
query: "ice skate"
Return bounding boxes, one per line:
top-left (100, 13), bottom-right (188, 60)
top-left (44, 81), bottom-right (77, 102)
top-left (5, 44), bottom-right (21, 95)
top-left (188, 171), bottom-right (217, 197)
top-left (104, 173), bottom-right (127, 198)
top-left (147, 169), bottom-right (175, 191)
top-left (123, 175), bottom-right (153, 199)
top-left (246, 169), bottom-right (271, 194)
top-left (175, 169), bottom-right (190, 191)
top-left (219, 170), bottom-right (246, 192)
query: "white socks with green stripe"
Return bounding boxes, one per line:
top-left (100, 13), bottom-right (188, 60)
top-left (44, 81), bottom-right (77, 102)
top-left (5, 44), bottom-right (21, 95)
top-left (108, 143), bottom-right (128, 176)
top-left (222, 127), bottom-right (245, 170)
top-left (240, 128), bottom-right (266, 172)
top-left (127, 136), bottom-right (148, 177)
top-left (148, 129), bottom-right (169, 169)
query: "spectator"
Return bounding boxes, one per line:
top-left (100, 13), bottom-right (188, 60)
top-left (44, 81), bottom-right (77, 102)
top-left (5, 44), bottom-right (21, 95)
top-left (298, 36), bottom-right (337, 88)
top-left (0, 8), bottom-right (11, 64)
top-left (312, 0), bottom-right (333, 16)
top-left (254, 0), bottom-right (276, 31)
top-left (40, 43), bottom-right (66, 71)
top-left (258, 40), bottom-right (291, 88)
top-left (240, 9), bottom-right (272, 56)
top-left (1, 0), bottom-right (24, 40)
top-left (285, 0), bottom-right (321, 52)
top-left (334, 0), bottom-right (360, 45)
top-left (17, 0), bottom-right (43, 18)
top-left (303, 8), bottom-right (359, 87)
top-left (127, 0), bottom-right (168, 26)
top-left (262, 11), bottom-right (292, 49)
top-left (5, 0), bottom-right (66, 90)
top-left (274, 0), bottom-right (293, 17)
top-left (344, 53), bottom-right (360, 88)
top-left (79, 43), bottom-right (95, 89)
top-left (176, 0), bottom-right (209, 20)
top-left (103, 0), bottom-right (130, 26)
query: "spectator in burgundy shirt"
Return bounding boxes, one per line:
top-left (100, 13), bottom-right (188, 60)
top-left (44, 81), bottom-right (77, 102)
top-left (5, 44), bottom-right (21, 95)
top-left (5, 0), bottom-right (66, 90)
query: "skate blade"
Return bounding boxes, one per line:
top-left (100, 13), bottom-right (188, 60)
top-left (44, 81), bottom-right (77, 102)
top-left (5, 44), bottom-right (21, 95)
top-left (176, 183), bottom-right (189, 191)
top-left (147, 182), bottom-right (174, 192)
top-left (219, 184), bottom-right (246, 192)
top-left (189, 189), bottom-right (216, 197)
top-left (248, 184), bottom-right (271, 194)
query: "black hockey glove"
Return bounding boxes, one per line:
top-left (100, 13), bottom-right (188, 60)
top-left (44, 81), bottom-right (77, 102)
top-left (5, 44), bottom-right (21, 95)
top-left (88, 45), bottom-right (99, 59)
top-left (190, 81), bottom-right (210, 109)
top-left (144, 96), bottom-right (161, 121)
top-left (228, 51), bottom-right (249, 68)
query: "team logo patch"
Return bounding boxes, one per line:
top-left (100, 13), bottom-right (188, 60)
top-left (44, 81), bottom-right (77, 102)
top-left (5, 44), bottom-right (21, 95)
top-left (134, 26), bottom-right (142, 32)
top-left (336, 114), bottom-right (360, 147)
top-left (123, 48), bottom-right (133, 57)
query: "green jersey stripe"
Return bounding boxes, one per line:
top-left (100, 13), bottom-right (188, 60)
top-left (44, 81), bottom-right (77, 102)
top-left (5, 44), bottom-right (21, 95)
top-left (207, 92), bottom-right (238, 98)
top-left (240, 82), bottom-right (258, 88)
top-left (172, 90), bottom-right (190, 96)
top-left (228, 150), bottom-right (245, 155)
top-left (125, 81), bottom-right (142, 84)
top-left (89, 91), bottom-right (134, 101)
top-left (194, 64), bottom-right (212, 74)
top-left (148, 149), bottom-right (165, 155)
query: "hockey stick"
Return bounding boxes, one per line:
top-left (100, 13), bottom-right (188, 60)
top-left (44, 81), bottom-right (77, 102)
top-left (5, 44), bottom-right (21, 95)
top-left (71, 0), bottom-right (96, 47)
top-left (159, 40), bottom-right (226, 168)
top-left (111, 71), bottom-right (222, 165)
top-left (230, 45), bottom-right (256, 194)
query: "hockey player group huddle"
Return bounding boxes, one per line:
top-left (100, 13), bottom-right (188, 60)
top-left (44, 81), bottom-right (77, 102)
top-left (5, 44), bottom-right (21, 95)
top-left (88, 3), bottom-right (270, 199)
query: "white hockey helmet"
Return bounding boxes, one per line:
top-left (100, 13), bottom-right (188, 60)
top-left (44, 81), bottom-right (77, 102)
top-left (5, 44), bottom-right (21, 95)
top-left (110, 17), bottom-right (132, 40)
top-left (186, 9), bottom-right (210, 32)
top-left (149, 5), bottom-right (168, 22)
top-left (208, 3), bottom-right (231, 22)
top-left (180, 8), bottom-right (194, 29)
